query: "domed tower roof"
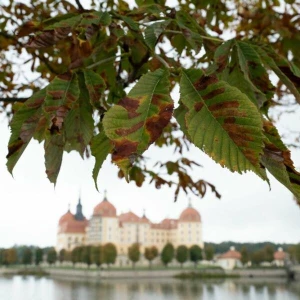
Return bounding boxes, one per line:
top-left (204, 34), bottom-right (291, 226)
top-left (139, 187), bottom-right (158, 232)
top-left (59, 205), bottom-right (74, 225)
top-left (179, 199), bottom-right (201, 222)
top-left (93, 191), bottom-right (117, 217)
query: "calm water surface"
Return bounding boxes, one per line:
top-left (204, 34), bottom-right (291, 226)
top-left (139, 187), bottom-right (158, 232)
top-left (0, 276), bottom-right (299, 300)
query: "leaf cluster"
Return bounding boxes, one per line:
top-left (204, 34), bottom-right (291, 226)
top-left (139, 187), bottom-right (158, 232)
top-left (1, 0), bottom-right (300, 204)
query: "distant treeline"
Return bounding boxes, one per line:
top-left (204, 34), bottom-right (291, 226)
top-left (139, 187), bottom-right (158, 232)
top-left (0, 243), bottom-right (204, 269)
top-left (205, 241), bottom-right (295, 254)
top-left (1, 242), bottom-right (299, 268)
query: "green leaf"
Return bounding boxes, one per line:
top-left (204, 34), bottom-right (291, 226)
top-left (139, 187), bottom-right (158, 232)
top-left (254, 45), bottom-right (300, 103)
top-left (64, 73), bottom-right (94, 156)
top-left (44, 132), bottom-right (65, 184)
top-left (180, 69), bottom-right (265, 176)
top-left (261, 121), bottom-right (300, 204)
top-left (103, 68), bottom-right (173, 178)
top-left (82, 12), bottom-right (112, 26)
top-left (175, 11), bottom-right (204, 51)
top-left (83, 69), bottom-right (106, 109)
top-left (6, 89), bottom-right (46, 173)
top-left (91, 131), bottom-right (113, 190)
top-left (235, 41), bottom-right (275, 107)
top-left (144, 20), bottom-right (171, 51)
top-left (45, 15), bottom-right (82, 30)
top-left (174, 102), bottom-right (190, 139)
top-left (117, 14), bottom-right (140, 31)
top-left (42, 13), bottom-right (79, 27)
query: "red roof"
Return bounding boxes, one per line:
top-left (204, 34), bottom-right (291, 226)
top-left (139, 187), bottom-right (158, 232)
top-left (59, 211), bottom-right (74, 225)
top-left (93, 198), bottom-right (117, 217)
top-left (119, 211), bottom-right (140, 223)
top-left (218, 249), bottom-right (241, 260)
top-left (274, 250), bottom-right (286, 260)
top-left (179, 207), bottom-right (201, 222)
top-left (151, 219), bottom-right (178, 229)
top-left (59, 218), bottom-right (88, 234)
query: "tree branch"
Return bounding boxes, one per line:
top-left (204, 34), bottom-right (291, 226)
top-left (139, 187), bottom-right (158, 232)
top-left (0, 97), bottom-right (28, 103)
top-left (75, 0), bottom-right (84, 11)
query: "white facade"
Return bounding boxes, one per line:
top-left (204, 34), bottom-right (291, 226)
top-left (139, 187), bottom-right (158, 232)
top-left (57, 196), bottom-right (204, 254)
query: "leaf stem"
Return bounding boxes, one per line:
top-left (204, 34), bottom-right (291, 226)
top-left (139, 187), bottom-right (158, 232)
top-left (164, 30), bottom-right (223, 43)
top-left (87, 56), bottom-right (118, 69)
top-left (154, 54), bottom-right (170, 69)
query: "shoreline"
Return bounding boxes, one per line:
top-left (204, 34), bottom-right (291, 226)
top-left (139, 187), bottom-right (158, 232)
top-left (0, 266), bottom-right (293, 280)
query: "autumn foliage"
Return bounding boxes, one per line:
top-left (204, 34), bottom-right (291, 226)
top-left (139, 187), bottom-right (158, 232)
top-left (1, 0), bottom-right (300, 203)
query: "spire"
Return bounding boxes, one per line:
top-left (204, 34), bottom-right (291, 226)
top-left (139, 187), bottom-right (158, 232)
top-left (75, 195), bottom-right (84, 221)
top-left (142, 209), bottom-right (146, 218)
top-left (103, 189), bottom-right (108, 201)
top-left (188, 198), bottom-right (192, 207)
top-left (68, 203), bottom-right (70, 212)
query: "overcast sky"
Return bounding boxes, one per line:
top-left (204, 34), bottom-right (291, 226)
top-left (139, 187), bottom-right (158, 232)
top-left (1, 0), bottom-right (299, 249)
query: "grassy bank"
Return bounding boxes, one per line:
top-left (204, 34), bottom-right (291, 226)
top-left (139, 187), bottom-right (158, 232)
top-left (174, 271), bottom-right (240, 279)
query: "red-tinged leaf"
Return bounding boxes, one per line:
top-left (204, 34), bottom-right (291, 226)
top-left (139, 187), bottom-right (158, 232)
top-left (103, 69), bottom-right (173, 178)
top-left (44, 72), bottom-right (80, 134)
top-left (17, 21), bottom-right (40, 37)
top-left (83, 69), bottom-right (106, 109)
top-left (213, 39), bottom-right (234, 73)
top-left (254, 45), bottom-right (300, 103)
top-left (261, 120), bottom-right (300, 205)
top-left (6, 89), bottom-right (46, 174)
top-left (180, 69), bottom-right (266, 178)
top-left (235, 41), bottom-right (275, 107)
top-left (26, 27), bottom-right (71, 48)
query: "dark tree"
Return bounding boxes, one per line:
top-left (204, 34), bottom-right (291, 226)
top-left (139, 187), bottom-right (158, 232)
top-left (91, 245), bottom-right (104, 267)
top-left (35, 248), bottom-right (43, 266)
top-left (4, 248), bottom-right (17, 266)
top-left (59, 249), bottom-right (66, 264)
top-left (251, 250), bottom-right (265, 265)
top-left (47, 248), bottom-right (57, 266)
top-left (81, 246), bottom-right (92, 268)
top-left (176, 245), bottom-right (188, 268)
top-left (263, 245), bottom-right (275, 263)
top-left (103, 243), bottom-right (117, 267)
top-left (0, 249), bottom-right (4, 266)
top-left (71, 247), bottom-right (81, 266)
top-left (128, 243), bottom-right (140, 269)
top-left (240, 247), bottom-right (249, 265)
top-left (22, 247), bottom-right (32, 266)
top-left (204, 245), bottom-right (214, 261)
top-left (144, 246), bottom-right (158, 269)
top-left (190, 245), bottom-right (202, 268)
top-left (64, 251), bottom-right (72, 262)
top-left (161, 243), bottom-right (174, 267)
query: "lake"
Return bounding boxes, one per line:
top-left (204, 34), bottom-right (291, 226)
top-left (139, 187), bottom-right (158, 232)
top-left (0, 276), bottom-right (299, 300)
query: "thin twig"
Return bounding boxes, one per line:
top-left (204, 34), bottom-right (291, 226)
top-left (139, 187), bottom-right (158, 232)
top-left (164, 30), bottom-right (223, 43)
top-left (75, 0), bottom-right (84, 11)
top-left (0, 97), bottom-right (28, 103)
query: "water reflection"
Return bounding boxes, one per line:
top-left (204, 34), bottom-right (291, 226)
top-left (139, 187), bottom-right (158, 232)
top-left (0, 275), bottom-right (299, 300)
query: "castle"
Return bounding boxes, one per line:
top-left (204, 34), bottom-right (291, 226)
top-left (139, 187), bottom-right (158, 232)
top-left (56, 192), bottom-right (204, 258)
